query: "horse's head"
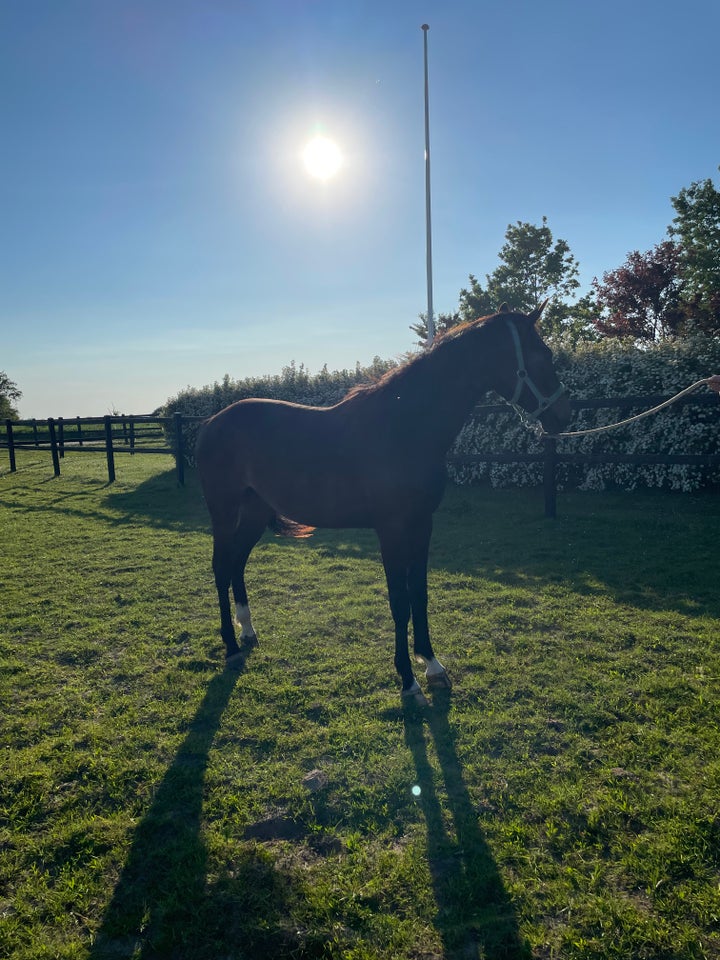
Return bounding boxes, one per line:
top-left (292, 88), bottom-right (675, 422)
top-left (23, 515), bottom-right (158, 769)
top-left (490, 302), bottom-right (571, 435)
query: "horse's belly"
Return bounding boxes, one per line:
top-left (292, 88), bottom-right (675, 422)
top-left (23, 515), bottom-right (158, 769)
top-left (253, 471), bottom-right (373, 529)
top-left (252, 463), bottom-right (445, 530)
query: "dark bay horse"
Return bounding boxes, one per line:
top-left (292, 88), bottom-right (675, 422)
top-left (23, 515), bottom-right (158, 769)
top-left (196, 304), bottom-right (571, 704)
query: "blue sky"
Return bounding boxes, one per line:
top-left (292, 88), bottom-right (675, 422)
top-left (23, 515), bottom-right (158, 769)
top-left (2, 0), bottom-right (719, 417)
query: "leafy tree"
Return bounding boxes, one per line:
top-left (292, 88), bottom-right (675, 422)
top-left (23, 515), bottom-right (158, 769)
top-left (592, 241), bottom-right (685, 341)
top-left (410, 217), bottom-right (587, 343)
top-left (0, 372), bottom-right (21, 420)
top-left (458, 217), bottom-right (581, 337)
top-left (669, 170), bottom-right (720, 332)
top-left (409, 310), bottom-right (461, 344)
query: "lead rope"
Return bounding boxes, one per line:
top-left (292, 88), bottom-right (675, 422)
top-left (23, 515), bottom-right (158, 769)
top-left (542, 375), bottom-right (720, 439)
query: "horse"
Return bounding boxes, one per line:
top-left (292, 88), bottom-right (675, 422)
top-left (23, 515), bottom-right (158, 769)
top-left (195, 303), bottom-right (571, 705)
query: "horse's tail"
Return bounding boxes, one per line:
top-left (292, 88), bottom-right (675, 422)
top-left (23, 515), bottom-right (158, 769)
top-left (270, 515), bottom-right (316, 539)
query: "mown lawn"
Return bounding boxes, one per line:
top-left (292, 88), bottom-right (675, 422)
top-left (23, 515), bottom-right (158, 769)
top-left (2, 448), bottom-right (720, 959)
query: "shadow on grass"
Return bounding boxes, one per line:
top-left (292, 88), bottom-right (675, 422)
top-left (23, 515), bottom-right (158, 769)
top-left (89, 640), bottom-right (304, 960)
top-left (286, 485), bottom-right (720, 620)
top-left (105, 472), bottom-right (720, 620)
top-left (404, 690), bottom-right (529, 960)
top-left (103, 468), bottom-right (209, 530)
top-left (0, 464), bottom-right (207, 532)
top-left (9, 459), bottom-right (718, 620)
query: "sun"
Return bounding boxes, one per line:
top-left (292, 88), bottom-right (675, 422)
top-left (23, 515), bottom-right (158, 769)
top-left (302, 135), bottom-right (343, 181)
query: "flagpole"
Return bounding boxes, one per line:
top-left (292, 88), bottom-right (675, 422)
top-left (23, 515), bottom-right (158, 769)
top-left (421, 24), bottom-right (435, 345)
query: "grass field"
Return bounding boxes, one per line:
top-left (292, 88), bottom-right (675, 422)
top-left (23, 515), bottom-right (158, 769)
top-left (2, 448), bottom-right (720, 959)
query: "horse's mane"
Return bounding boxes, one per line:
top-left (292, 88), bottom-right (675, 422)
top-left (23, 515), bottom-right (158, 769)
top-left (341, 313), bottom-right (496, 403)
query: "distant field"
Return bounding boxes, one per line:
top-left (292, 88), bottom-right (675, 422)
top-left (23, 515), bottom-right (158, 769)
top-left (2, 449), bottom-right (720, 959)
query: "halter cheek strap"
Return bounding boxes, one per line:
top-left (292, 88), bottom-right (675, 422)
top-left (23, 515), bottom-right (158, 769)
top-left (506, 320), bottom-right (566, 421)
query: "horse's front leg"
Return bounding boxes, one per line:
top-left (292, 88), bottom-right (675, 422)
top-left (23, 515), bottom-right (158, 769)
top-left (407, 515), bottom-right (451, 691)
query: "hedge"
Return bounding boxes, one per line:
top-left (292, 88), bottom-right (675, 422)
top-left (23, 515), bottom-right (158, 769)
top-left (161, 336), bottom-right (720, 492)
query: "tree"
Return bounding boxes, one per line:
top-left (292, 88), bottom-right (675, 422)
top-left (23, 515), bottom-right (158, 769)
top-left (0, 372), bottom-right (21, 420)
top-left (592, 241), bottom-right (685, 341)
top-left (458, 217), bottom-right (583, 338)
top-left (409, 310), bottom-right (461, 344)
top-left (669, 170), bottom-right (720, 332)
top-left (409, 217), bottom-right (589, 344)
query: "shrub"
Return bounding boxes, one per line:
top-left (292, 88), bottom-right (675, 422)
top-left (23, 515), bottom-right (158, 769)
top-left (450, 332), bottom-right (720, 491)
top-left (161, 358), bottom-right (398, 462)
top-left (162, 336), bottom-right (720, 491)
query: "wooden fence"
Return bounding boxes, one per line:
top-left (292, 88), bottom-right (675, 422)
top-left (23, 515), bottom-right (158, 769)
top-left (2, 393), bottom-right (719, 516)
top-left (447, 391), bottom-right (720, 516)
top-left (0, 413), bottom-right (205, 486)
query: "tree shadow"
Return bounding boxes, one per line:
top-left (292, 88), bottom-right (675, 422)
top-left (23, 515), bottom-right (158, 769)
top-left (430, 485), bottom-right (720, 620)
top-left (103, 467), bottom-right (209, 531)
top-left (0, 465), bottom-right (207, 532)
top-left (88, 640), bottom-right (303, 959)
top-left (403, 691), bottom-right (530, 959)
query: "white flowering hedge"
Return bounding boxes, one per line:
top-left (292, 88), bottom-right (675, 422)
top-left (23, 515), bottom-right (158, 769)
top-left (162, 359), bottom-right (398, 463)
top-left (162, 337), bottom-right (720, 491)
top-left (450, 332), bottom-right (720, 491)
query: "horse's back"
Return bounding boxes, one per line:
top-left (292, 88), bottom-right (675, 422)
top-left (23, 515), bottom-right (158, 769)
top-left (197, 398), bottom-right (343, 465)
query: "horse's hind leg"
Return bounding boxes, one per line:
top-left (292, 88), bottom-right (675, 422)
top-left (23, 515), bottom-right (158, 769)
top-left (211, 524), bottom-right (242, 664)
top-left (231, 491), bottom-right (273, 644)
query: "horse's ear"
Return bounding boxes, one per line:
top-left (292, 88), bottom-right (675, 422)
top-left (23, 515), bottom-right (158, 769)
top-left (528, 298), bottom-right (550, 324)
top-left (498, 302), bottom-right (509, 313)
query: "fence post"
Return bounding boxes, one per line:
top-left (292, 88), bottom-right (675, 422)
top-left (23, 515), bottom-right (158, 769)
top-left (48, 418), bottom-right (61, 477)
top-left (174, 412), bottom-right (185, 486)
top-left (58, 417), bottom-right (65, 458)
top-left (32, 419), bottom-right (39, 447)
top-left (104, 416), bottom-right (116, 483)
top-left (6, 420), bottom-right (16, 472)
top-left (543, 436), bottom-right (557, 519)
top-left (129, 418), bottom-right (135, 454)
top-left (76, 417), bottom-right (83, 446)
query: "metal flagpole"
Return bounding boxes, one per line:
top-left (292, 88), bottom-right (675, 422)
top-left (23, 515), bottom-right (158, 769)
top-left (421, 24), bottom-right (435, 345)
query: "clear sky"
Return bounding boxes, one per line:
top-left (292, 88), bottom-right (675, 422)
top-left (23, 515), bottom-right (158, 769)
top-left (2, 0), bottom-right (719, 418)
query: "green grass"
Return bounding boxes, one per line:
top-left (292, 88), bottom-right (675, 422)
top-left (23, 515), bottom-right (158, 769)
top-left (2, 448), bottom-right (720, 959)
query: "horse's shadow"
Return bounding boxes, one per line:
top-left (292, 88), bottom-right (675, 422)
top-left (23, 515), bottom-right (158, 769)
top-left (88, 641), bottom-right (301, 959)
top-left (404, 692), bottom-right (529, 960)
top-left (87, 665), bottom-right (526, 959)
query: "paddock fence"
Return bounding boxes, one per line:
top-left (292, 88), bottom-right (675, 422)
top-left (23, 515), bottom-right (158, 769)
top-left (2, 392), bottom-right (719, 516)
top-left (0, 413), bottom-right (204, 487)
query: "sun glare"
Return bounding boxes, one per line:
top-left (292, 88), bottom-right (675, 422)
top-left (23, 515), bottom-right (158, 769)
top-left (302, 135), bottom-right (343, 181)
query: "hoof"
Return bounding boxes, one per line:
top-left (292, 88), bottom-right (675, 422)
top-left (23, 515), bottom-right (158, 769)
top-left (402, 680), bottom-right (429, 708)
top-left (427, 668), bottom-right (452, 690)
top-left (225, 652), bottom-right (244, 670)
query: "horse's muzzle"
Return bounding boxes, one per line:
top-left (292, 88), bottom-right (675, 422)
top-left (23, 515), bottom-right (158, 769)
top-left (538, 392), bottom-right (572, 436)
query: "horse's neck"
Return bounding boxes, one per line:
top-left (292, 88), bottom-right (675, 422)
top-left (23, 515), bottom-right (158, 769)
top-left (424, 340), bottom-right (495, 450)
top-left (381, 331), bottom-right (496, 454)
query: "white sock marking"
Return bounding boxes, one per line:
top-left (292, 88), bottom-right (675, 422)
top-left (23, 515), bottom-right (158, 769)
top-left (234, 603), bottom-right (256, 638)
top-left (422, 657), bottom-right (446, 677)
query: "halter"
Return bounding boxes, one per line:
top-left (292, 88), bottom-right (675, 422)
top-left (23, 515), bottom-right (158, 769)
top-left (506, 320), bottom-right (566, 421)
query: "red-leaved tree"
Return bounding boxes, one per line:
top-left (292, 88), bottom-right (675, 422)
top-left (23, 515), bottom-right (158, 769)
top-left (592, 241), bottom-right (685, 341)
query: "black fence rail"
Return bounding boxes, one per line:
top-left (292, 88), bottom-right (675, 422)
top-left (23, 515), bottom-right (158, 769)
top-left (3, 392), bottom-right (719, 515)
top-left (450, 391), bottom-right (720, 517)
top-left (1, 414), bottom-right (206, 486)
